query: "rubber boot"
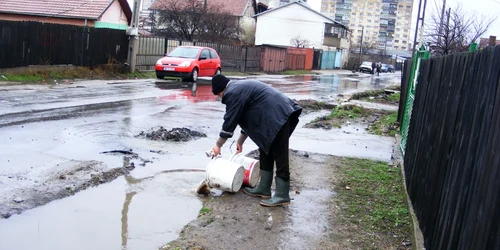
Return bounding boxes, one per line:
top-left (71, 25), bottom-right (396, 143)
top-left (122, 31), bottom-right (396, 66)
top-left (260, 177), bottom-right (290, 207)
top-left (243, 170), bottom-right (272, 199)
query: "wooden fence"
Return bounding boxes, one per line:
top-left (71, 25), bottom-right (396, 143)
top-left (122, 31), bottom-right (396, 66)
top-left (0, 20), bottom-right (128, 68)
top-left (403, 46), bottom-right (500, 249)
top-left (136, 37), bottom-right (260, 72)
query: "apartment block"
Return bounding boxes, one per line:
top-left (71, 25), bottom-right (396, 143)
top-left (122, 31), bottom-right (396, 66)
top-left (321, 0), bottom-right (414, 51)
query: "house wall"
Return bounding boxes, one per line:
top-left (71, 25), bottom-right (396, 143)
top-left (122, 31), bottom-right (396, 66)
top-left (239, 4), bottom-right (256, 45)
top-left (255, 4), bottom-right (330, 48)
top-left (95, 0), bottom-right (129, 29)
top-left (0, 13), bottom-right (94, 26)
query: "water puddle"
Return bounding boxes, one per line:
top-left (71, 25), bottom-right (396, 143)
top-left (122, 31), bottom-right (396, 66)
top-left (0, 171), bottom-right (206, 250)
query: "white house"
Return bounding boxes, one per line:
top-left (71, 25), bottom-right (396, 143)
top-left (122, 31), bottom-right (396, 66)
top-left (254, 1), bottom-right (349, 50)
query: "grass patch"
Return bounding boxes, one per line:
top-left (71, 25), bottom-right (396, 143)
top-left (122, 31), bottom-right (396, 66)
top-left (387, 92), bottom-right (401, 102)
top-left (305, 105), bottom-right (369, 129)
top-left (328, 105), bottom-right (366, 119)
top-left (1, 67), bottom-right (157, 83)
top-left (338, 158), bottom-right (412, 247)
top-left (368, 111), bottom-right (399, 136)
top-left (198, 207), bottom-right (212, 217)
top-left (280, 70), bottom-right (318, 75)
top-left (223, 71), bottom-right (250, 76)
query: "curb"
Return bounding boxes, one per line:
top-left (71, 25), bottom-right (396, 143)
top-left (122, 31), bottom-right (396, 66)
top-left (393, 135), bottom-right (425, 250)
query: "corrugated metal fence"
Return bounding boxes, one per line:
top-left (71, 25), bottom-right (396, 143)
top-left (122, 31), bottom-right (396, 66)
top-left (403, 45), bottom-right (500, 249)
top-left (136, 37), bottom-right (260, 72)
top-left (0, 20), bottom-right (128, 68)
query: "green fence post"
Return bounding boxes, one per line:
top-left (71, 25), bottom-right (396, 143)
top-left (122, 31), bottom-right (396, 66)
top-left (400, 45), bottom-right (430, 155)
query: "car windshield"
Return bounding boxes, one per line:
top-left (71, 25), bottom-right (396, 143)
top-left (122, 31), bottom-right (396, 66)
top-left (167, 47), bottom-right (200, 59)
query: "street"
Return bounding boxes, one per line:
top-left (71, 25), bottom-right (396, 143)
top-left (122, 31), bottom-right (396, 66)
top-left (0, 72), bottom-right (401, 250)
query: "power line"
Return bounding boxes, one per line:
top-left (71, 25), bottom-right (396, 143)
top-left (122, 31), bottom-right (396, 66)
top-left (492, 0), bottom-right (500, 4)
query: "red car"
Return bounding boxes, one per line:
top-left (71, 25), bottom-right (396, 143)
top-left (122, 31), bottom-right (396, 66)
top-left (155, 46), bottom-right (222, 82)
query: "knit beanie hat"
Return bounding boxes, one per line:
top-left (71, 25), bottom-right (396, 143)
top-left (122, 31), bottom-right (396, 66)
top-left (212, 74), bottom-right (230, 95)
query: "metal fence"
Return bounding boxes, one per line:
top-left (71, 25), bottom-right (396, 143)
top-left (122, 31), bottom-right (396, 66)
top-left (0, 20), bottom-right (129, 68)
top-left (136, 37), bottom-right (260, 72)
top-left (403, 45), bottom-right (500, 249)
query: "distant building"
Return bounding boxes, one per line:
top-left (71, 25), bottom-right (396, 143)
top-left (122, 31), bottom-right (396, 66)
top-left (258, 0), bottom-right (309, 9)
top-left (479, 35), bottom-right (500, 48)
top-left (320, 0), bottom-right (414, 51)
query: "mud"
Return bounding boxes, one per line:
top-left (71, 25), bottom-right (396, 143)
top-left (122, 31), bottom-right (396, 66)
top-left (0, 159), bottom-right (133, 219)
top-left (137, 127), bottom-right (207, 142)
top-left (349, 89), bottom-right (400, 105)
top-left (160, 150), bottom-right (402, 250)
top-left (294, 99), bottom-right (336, 113)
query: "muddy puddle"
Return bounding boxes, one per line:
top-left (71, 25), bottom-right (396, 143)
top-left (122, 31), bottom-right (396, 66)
top-left (0, 172), bottom-right (205, 250)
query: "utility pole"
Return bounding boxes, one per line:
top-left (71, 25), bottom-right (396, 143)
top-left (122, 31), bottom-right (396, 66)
top-left (359, 26), bottom-right (364, 63)
top-left (127, 0), bottom-right (141, 73)
top-left (412, 0), bottom-right (428, 53)
top-left (437, 0), bottom-right (446, 45)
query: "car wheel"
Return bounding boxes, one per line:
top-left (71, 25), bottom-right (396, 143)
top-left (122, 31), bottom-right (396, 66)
top-left (156, 72), bottom-right (164, 79)
top-left (190, 68), bottom-right (198, 82)
top-left (214, 68), bottom-right (221, 76)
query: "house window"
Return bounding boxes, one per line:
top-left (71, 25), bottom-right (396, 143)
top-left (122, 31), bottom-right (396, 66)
top-left (403, 41), bottom-right (407, 44)
top-left (395, 40), bottom-right (399, 43)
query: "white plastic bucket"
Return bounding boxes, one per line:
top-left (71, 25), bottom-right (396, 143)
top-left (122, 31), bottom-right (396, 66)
top-left (229, 153), bottom-right (260, 188)
top-left (205, 157), bottom-right (245, 192)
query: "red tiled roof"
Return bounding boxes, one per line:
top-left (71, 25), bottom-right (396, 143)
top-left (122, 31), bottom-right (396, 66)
top-left (0, 0), bottom-right (132, 23)
top-left (150, 0), bottom-right (252, 17)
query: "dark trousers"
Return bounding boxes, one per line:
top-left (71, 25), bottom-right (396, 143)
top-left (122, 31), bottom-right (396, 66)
top-left (259, 112), bottom-right (300, 181)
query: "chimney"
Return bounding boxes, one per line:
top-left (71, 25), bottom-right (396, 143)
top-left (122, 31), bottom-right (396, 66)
top-left (489, 36), bottom-right (497, 47)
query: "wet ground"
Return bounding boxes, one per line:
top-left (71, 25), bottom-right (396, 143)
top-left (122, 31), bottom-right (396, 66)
top-left (0, 72), bottom-right (401, 250)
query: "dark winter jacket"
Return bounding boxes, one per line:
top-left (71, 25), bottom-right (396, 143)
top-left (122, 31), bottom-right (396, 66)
top-left (219, 79), bottom-right (302, 154)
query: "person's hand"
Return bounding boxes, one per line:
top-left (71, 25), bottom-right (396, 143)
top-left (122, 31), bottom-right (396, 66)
top-left (236, 143), bottom-right (243, 154)
top-left (212, 145), bottom-right (221, 157)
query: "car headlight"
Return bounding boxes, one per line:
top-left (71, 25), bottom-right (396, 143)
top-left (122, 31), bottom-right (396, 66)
top-left (156, 59), bottom-right (162, 65)
top-left (179, 61), bottom-right (191, 67)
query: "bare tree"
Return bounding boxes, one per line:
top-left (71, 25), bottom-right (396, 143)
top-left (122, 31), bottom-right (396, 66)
top-left (290, 36), bottom-right (309, 48)
top-left (153, 0), bottom-right (242, 43)
top-left (425, 5), bottom-right (496, 56)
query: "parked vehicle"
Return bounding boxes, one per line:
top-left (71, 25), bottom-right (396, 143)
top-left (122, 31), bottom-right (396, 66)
top-left (381, 64), bottom-right (389, 73)
top-left (359, 61), bottom-right (373, 73)
top-left (387, 64), bottom-right (396, 73)
top-left (155, 46), bottom-right (222, 82)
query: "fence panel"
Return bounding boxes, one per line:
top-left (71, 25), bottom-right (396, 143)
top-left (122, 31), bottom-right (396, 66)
top-left (403, 46), bottom-right (500, 249)
top-left (285, 54), bottom-right (305, 70)
top-left (244, 47), bottom-right (261, 72)
top-left (137, 37), bottom-right (166, 71)
top-left (0, 20), bottom-right (128, 68)
top-left (136, 37), bottom-right (261, 72)
top-left (334, 50), bottom-right (342, 68)
top-left (320, 51), bottom-right (335, 69)
top-left (260, 46), bottom-right (286, 72)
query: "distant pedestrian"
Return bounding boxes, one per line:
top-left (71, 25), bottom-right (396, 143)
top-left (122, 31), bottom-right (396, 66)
top-left (210, 75), bottom-right (302, 207)
top-left (377, 62), bottom-right (382, 76)
top-left (371, 62), bottom-right (376, 74)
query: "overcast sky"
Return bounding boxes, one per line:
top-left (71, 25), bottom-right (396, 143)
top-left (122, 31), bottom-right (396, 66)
top-left (309, 0), bottom-right (500, 41)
